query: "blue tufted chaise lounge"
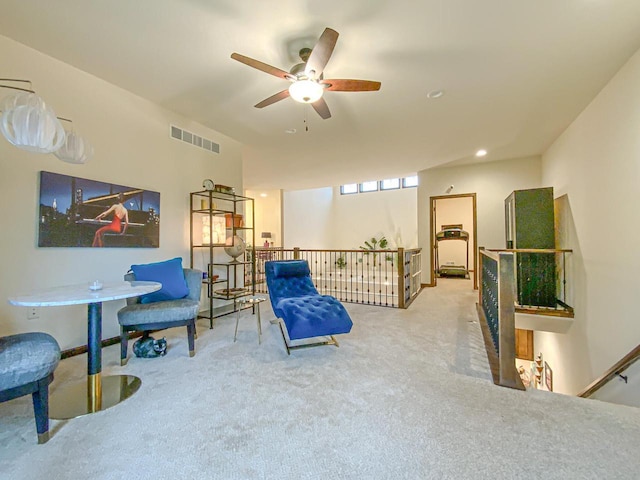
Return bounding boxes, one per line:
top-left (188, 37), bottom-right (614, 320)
top-left (117, 267), bottom-right (202, 365)
top-left (0, 332), bottom-right (60, 444)
top-left (265, 260), bottom-right (353, 354)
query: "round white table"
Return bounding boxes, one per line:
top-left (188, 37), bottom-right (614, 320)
top-left (9, 280), bottom-right (161, 419)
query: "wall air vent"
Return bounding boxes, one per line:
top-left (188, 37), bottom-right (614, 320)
top-left (170, 125), bottom-right (220, 154)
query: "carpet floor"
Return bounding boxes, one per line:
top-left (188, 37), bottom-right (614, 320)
top-left (1, 278), bottom-right (638, 479)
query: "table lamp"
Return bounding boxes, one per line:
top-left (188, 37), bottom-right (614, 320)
top-left (261, 232), bottom-right (272, 247)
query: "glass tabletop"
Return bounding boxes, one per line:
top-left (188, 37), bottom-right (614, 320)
top-left (237, 295), bottom-right (267, 304)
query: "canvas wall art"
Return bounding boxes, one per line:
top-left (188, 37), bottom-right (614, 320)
top-left (38, 171), bottom-right (160, 248)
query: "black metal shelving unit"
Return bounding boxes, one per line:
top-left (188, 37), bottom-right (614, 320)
top-left (189, 189), bottom-right (255, 328)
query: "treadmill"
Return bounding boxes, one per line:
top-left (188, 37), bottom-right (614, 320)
top-left (435, 224), bottom-right (469, 278)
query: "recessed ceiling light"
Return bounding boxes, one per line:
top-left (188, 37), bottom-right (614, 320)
top-left (475, 149), bottom-right (487, 157)
top-left (427, 89), bottom-right (444, 99)
top-left (285, 128), bottom-right (297, 134)
top-left (260, 193), bottom-right (268, 197)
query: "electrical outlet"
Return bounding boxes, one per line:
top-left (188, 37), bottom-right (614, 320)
top-left (27, 307), bottom-right (39, 319)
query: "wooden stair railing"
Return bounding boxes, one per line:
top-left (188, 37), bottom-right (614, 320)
top-left (477, 248), bottom-right (525, 390)
top-left (253, 247), bottom-right (422, 308)
top-left (577, 344), bottom-right (640, 398)
top-left (488, 248), bottom-right (574, 316)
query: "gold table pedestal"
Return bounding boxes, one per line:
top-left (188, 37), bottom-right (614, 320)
top-left (50, 374), bottom-right (141, 420)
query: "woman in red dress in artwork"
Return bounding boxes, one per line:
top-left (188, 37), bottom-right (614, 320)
top-left (92, 193), bottom-right (129, 247)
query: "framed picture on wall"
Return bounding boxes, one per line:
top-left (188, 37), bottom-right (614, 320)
top-left (545, 361), bottom-right (553, 392)
top-left (38, 171), bottom-right (160, 248)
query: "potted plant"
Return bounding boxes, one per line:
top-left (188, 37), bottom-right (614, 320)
top-left (359, 236), bottom-right (388, 267)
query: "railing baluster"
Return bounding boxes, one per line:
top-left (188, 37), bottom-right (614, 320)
top-left (372, 253), bottom-right (376, 305)
top-left (391, 251), bottom-right (396, 307)
top-left (349, 250), bottom-right (354, 303)
top-left (355, 251), bottom-right (360, 303)
top-left (336, 250), bottom-right (341, 300)
top-left (378, 253), bottom-right (382, 305)
top-left (365, 254), bottom-right (369, 304)
top-left (384, 253), bottom-right (388, 307)
top-left (565, 250), bottom-right (568, 304)
top-left (344, 250), bottom-right (348, 301)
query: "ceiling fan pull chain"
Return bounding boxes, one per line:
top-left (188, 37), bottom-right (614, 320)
top-left (305, 106), bottom-right (309, 132)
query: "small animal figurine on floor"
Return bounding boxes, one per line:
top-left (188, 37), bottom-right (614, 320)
top-left (133, 334), bottom-right (167, 358)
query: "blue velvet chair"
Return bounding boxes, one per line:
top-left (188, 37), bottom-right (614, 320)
top-left (117, 268), bottom-right (202, 365)
top-left (265, 260), bottom-right (353, 354)
top-left (0, 332), bottom-right (60, 444)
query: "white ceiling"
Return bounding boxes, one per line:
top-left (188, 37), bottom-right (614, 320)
top-left (2, 0), bottom-right (640, 190)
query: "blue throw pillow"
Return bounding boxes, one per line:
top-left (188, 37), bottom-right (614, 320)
top-left (131, 257), bottom-right (189, 304)
top-left (271, 260), bottom-right (310, 278)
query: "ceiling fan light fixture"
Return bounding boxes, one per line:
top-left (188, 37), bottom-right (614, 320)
top-left (0, 91), bottom-right (66, 153)
top-left (231, 27), bottom-right (379, 119)
top-left (54, 130), bottom-right (94, 164)
top-left (288, 80), bottom-right (323, 104)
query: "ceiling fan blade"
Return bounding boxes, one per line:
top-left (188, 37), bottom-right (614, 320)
top-left (254, 89), bottom-right (290, 108)
top-left (304, 28), bottom-right (339, 78)
top-left (321, 79), bottom-right (381, 92)
top-left (231, 53), bottom-right (292, 81)
top-left (311, 97), bottom-right (331, 119)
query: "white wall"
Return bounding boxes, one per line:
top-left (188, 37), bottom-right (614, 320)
top-left (538, 47), bottom-right (640, 396)
top-left (245, 189), bottom-right (282, 247)
top-left (283, 187), bottom-right (333, 249)
top-left (591, 361), bottom-right (640, 408)
top-left (330, 186), bottom-right (417, 249)
top-left (283, 185), bottom-right (418, 250)
top-left (0, 35), bottom-right (243, 350)
top-left (417, 156), bottom-right (542, 284)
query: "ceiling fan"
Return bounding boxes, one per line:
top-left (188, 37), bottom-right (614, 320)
top-left (230, 27), bottom-right (381, 120)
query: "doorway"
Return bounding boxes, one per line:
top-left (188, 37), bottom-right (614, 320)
top-left (429, 193), bottom-right (478, 289)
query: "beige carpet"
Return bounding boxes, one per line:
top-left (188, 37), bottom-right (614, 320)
top-left (1, 278), bottom-right (639, 479)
